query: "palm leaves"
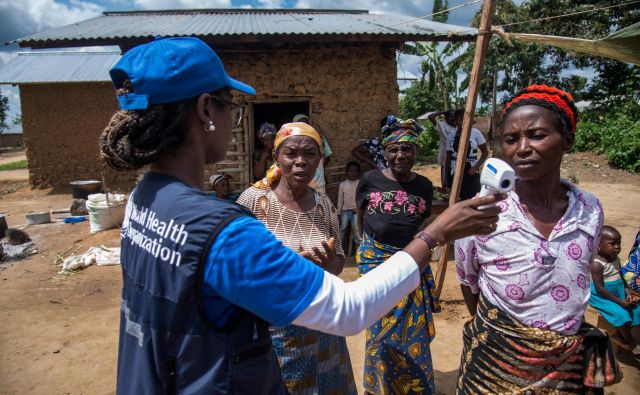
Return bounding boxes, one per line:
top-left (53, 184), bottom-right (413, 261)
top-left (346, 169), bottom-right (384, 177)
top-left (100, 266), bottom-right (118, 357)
top-left (402, 41), bottom-right (466, 110)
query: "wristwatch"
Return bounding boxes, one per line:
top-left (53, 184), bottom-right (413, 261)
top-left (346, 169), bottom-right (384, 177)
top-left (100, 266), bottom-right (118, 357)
top-left (414, 231), bottom-right (440, 251)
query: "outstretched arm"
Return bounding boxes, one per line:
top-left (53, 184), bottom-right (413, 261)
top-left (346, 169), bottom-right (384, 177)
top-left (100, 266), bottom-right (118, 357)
top-left (204, 194), bottom-right (504, 336)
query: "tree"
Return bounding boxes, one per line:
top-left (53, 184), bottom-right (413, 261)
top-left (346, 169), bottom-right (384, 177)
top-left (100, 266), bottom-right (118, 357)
top-left (456, 0), bottom-right (639, 110)
top-left (401, 41), bottom-right (465, 115)
top-left (0, 89), bottom-right (9, 132)
top-left (399, 0), bottom-right (460, 119)
top-left (431, 0), bottom-right (450, 23)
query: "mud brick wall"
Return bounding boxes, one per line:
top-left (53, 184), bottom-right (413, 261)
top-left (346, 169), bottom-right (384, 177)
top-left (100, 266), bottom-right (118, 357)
top-left (221, 42), bottom-right (400, 198)
top-left (20, 42), bottom-right (399, 195)
top-left (20, 83), bottom-right (137, 189)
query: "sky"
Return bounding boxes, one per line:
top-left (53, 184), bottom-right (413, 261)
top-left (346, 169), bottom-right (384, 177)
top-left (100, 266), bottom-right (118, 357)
top-left (6, 0), bottom-right (595, 129)
top-left (0, 0), bottom-right (492, 126)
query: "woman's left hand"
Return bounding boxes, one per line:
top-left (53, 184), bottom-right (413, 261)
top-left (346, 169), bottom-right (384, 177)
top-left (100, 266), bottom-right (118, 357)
top-left (467, 166), bottom-right (479, 176)
top-left (299, 237), bottom-right (341, 274)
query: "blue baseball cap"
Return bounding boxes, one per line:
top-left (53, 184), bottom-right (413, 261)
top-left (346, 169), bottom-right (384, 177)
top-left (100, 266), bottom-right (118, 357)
top-left (110, 37), bottom-right (256, 110)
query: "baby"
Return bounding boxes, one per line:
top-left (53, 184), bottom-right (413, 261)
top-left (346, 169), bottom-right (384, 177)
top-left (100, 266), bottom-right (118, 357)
top-left (589, 225), bottom-right (640, 353)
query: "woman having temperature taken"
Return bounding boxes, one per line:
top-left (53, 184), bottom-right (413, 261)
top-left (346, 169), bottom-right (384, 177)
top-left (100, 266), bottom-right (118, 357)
top-left (455, 85), bottom-right (620, 394)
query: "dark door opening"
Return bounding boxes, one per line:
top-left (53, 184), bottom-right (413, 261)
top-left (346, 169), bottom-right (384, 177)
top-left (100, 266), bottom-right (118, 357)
top-left (251, 100), bottom-right (310, 180)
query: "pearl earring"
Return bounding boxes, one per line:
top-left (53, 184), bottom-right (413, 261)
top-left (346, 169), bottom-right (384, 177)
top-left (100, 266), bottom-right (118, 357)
top-left (204, 121), bottom-right (215, 132)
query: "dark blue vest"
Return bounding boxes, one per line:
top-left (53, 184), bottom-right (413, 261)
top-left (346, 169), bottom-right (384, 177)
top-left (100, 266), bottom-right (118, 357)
top-left (117, 173), bottom-right (284, 395)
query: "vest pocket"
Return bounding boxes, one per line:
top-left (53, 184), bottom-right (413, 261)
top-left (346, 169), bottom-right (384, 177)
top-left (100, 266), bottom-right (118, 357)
top-left (231, 340), bottom-right (281, 394)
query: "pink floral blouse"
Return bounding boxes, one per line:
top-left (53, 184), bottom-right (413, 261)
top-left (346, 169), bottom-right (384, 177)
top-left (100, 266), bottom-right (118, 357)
top-left (455, 180), bottom-right (604, 335)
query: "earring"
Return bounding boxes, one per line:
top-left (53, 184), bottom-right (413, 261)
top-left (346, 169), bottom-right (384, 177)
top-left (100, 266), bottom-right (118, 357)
top-left (204, 121), bottom-right (215, 132)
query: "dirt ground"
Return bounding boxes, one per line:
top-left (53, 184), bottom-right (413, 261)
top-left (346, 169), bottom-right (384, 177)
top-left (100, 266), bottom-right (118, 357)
top-left (1, 152), bottom-right (639, 394)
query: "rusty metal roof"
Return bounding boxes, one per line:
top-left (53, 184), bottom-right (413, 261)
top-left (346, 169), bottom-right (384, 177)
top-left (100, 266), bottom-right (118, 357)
top-left (15, 9), bottom-right (476, 49)
top-left (0, 51), bottom-right (120, 84)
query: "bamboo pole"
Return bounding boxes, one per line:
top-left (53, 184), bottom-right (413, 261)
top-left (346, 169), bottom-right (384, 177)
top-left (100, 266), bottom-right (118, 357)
top-left (434, 0), bottom-right (498, 299)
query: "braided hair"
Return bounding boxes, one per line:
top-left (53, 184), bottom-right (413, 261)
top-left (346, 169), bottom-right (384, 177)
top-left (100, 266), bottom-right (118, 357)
top-left (99, 85), bottom-right (191, 171)
top-left (500, 84), bottom-right (578, 135)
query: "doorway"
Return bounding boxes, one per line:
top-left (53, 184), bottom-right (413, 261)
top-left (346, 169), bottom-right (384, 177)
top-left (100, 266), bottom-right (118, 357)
top-left (251, 100), bottom-right (310, 181)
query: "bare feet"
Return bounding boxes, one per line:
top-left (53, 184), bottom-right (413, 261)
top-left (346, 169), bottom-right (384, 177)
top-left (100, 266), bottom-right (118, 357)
top-left (611, 332), bottom-right (634, 352)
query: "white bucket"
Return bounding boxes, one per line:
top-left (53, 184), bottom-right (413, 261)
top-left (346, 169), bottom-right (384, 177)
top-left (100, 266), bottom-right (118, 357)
top-left (86, 193), bottom-right (127, 233)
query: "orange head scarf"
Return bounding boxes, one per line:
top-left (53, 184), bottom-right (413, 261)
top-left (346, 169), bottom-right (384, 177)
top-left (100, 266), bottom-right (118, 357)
top-left (254, 122), bottom-right (323, 189)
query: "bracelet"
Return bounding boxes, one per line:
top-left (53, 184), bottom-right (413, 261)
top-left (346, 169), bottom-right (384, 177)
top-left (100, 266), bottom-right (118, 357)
top-left (414, 231), bottom-right (439, 251)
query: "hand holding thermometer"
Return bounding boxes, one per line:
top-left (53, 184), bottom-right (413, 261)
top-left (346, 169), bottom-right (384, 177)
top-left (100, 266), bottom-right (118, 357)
top-left (478, 158), bottom-right (515, 209)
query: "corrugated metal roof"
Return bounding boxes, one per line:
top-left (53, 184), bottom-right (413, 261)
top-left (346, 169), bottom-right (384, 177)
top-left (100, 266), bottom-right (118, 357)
top-left (0, 50), bottom-right (418, 85)
top-left (397, 67), bottom-right (419, 81)
top-left (16, 9), bottom-right (476, 48)
top-left (0, 51), bottom-right (120, 84)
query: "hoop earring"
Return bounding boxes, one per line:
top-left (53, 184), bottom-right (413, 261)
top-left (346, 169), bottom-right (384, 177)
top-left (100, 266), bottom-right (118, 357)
top-left (204, 121), bottom-right (215, 132)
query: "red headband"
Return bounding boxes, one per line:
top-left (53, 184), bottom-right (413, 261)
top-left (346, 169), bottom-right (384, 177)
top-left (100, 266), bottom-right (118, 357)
top-left (502, 85), bottom-right (577, 133)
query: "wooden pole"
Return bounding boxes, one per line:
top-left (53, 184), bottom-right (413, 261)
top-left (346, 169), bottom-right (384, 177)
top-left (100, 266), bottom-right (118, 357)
top-left (491, 72), bottom-right (498, 151)
top-left (434, 0), bottom-right (498, 299)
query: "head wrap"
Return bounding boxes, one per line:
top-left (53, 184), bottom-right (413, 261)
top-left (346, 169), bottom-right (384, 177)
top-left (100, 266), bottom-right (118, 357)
top-left (380, 115), bottom-right (423, 146)
top-left (501, 84), bottom-right (578, 134)
top-left (292, 113), bottom-right (309, 123)
top-left (257, 122), bottom-right (276, 140)
top-left (210, 173), bottom-right (231, 187)
top-left (254, 122), bottom-right (323, 189)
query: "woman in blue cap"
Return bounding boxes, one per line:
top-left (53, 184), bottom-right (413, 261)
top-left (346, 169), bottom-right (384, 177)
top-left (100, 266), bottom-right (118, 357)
top-left (101, 36), bottom-right (505, 395)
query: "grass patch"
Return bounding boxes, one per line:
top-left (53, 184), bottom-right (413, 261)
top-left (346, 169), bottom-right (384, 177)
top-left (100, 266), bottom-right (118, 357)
top-left (0, 160), bottom-right (27, 171)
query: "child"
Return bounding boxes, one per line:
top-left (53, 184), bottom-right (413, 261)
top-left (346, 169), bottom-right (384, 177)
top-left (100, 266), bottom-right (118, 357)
top-left (209, 173), bottom-right (238, 202)
top-left (589, 225), bottom-right (640, 353)
top-left (337, 161), bottom-right (361, 252)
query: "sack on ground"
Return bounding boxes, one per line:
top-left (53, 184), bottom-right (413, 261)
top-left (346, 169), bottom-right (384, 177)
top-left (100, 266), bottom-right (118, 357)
top-left (86, 193), bottom-right (127, 233)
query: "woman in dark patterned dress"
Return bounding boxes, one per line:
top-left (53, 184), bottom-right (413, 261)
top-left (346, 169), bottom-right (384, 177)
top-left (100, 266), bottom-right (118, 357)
top-left (356, 116), bottom-right (437, 395)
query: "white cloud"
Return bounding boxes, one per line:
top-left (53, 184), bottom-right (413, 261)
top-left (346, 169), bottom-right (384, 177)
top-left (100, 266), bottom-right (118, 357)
top-left (0, 0), bottom-right (103, 44)
top-left (133, 0), bottom-right (231, 9)
top-left (293, 0), bottom-right (481, 25)
top-left (258, 0), bottom-right (285, 8)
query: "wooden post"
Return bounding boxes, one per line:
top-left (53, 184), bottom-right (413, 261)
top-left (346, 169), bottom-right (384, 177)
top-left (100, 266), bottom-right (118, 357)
top-left (434, 0), bottom-right (498, 299)
top-left (491, 72), bottom-right (498, 151)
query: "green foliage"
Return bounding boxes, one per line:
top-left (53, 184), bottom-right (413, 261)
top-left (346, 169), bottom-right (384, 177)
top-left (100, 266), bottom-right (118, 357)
top-left (399, 82), bottom-right (442, 120)
top-left (0, 89), bottom-right (9, 132)
top-left (416, 123), bottom-right (440, 162)
top-left (431, 0), bottom-right (450, 23)
top-left (454, 0), bottom-right (639, 105)
top-left (573, 102), bottom-right (640, 172)
top-left (0, 160), bottom-right (27, 171)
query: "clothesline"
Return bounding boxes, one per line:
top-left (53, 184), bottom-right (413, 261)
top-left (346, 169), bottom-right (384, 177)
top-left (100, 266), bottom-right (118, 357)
top-left (499, 0), bottom-right (640, 28)
top-left (375, 0), bottom-right (640, 37)
top-left (382, 0), bottom-right (483, 30)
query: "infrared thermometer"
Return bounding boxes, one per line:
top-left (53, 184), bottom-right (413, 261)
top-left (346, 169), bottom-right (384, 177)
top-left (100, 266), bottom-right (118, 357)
top-left (478, 158), bottom-right (515, 208)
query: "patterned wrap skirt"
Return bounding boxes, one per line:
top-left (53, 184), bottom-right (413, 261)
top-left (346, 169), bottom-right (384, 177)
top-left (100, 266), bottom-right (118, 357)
top-left (457, 295), bottom-right (622, 394)
top-left (270, 324), bottom-right (356, 395)
top-left (357, 232), bottom-right (437, 395)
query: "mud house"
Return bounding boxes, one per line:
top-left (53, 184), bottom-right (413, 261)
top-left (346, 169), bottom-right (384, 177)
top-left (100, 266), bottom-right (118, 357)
top-left (0, 9), bottom-right (475, 195)
top-left (0, 127), bottom-right (23, 149)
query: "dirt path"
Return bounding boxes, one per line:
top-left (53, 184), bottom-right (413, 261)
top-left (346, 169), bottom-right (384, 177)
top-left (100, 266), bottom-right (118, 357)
top-left (0, 150), bottom-right (26, 166)
top-left (1, 154), bottom-right (639, 394)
